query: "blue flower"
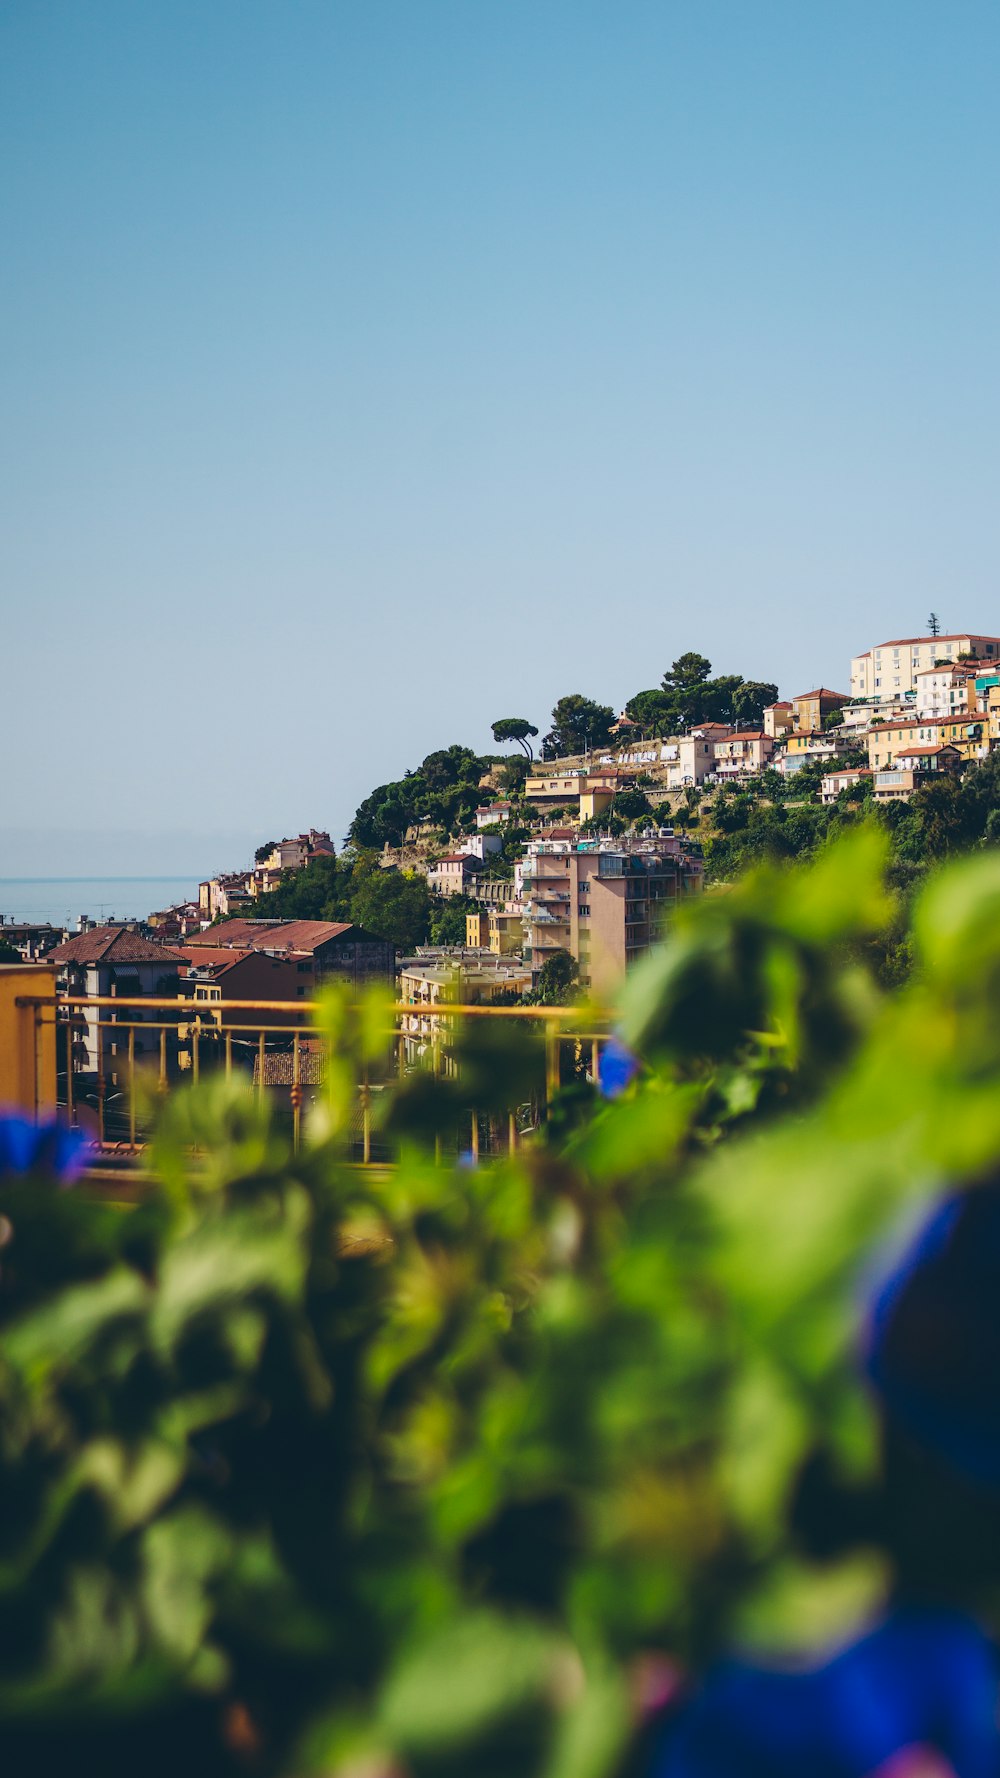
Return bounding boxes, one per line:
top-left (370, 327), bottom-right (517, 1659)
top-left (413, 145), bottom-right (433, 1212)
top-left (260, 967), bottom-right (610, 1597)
top-left (599, 1035), bottom-right (640, 1099)
top-left (864, 1184), bottom-right (1000, 1489)
top-left (654, 1608), bottom-right (998, 1778)
top-left (0, 1113), bottom-right (90, 1185)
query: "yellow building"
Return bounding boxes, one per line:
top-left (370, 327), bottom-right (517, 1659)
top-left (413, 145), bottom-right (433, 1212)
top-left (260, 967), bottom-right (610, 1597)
top-left (867, 712), bottom-right (987, 770)
top-left (579, 786), bottom-right (615, 823)
top-left (465, 910), bottom-right (488, 948)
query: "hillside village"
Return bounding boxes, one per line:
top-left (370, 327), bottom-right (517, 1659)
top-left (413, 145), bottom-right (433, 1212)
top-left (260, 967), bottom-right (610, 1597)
top-left (9, 628), bottom-right (1000, 1075)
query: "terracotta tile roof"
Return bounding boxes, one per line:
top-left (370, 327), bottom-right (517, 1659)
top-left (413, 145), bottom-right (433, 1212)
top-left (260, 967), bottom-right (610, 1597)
top-left (49, 927), bottom-right (185, 966)
top-left (874, 634), bottom-right (1000, 649)
top-left (183, 919), bottom-right (353, 952)
top-left (869, 714), bottom-right (980, 735)
top-left (792, 689), bottom-right (849, 701)
top-left (897, 744), bottom-right (957, 757)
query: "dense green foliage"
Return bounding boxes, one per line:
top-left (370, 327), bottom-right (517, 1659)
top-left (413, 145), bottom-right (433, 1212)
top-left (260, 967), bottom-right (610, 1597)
top-left (626, 655), bottom-right (779, 736)
top-left (702, 748), bottom-right (1000, 892)
top-left (350, 746), bottom-right (495, 849)
top-left (542, 695), bottom-right (616, 759)
top-left (10, 831), bottom-right (1000, 1772)
top-left (242, 852), bottom-right (433, 951)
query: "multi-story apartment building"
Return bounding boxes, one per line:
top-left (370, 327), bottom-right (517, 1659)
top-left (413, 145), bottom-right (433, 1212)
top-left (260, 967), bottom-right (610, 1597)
top-left (789, 688), bottom-right (851, 729)
top-left (873, 744), bottom-right (962, 801)
top-left (521, 832), bottom-right (703, 998)
top-left (398, 952), bottom-right (532, 1063)
top-left (867, 712), bottom-right (987, 770)
top-left (712, 731), bottom-right (775, 778)
top-left (912, 664), bottom-right (982, 721)
top-left (850, 634), bottom-right (1000, 701)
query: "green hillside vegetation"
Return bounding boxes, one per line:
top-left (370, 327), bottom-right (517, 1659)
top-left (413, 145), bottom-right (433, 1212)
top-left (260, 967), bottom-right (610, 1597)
top-left (699, 749), bottom-right (1000, 896)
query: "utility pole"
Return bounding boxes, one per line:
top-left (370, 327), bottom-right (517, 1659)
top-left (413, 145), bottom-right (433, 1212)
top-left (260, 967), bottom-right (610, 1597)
top-left (928, 611), bottom-right (941, 637)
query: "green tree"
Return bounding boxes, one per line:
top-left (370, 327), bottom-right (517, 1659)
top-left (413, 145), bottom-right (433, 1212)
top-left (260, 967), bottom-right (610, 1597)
top-left (0, 939), bottom-right (21, 964)
top-left (732, 680), bottom-right (780, 725)
top-left (254, 840), bottom-right (279, 864)
top-left (661, 652), bottom-right (713, 727)
top-left (624, 688), bottom-right (675, 736)
top-left (490, 718), bottom-right (539, 759)
top-left (429, 895), bottom-right (476, 945)
top-left (542, 695), bottom-right (615, 760)
top-left (349, 866), bottom-right (432, 950)
top-left (530, 947), bottom-right (579, 1003)
top-left (611, 787), bottom-right (653, 823)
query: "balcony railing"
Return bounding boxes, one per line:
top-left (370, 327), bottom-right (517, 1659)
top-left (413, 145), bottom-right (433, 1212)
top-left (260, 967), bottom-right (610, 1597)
top-left (8, 984), bottom-right (613, 1176)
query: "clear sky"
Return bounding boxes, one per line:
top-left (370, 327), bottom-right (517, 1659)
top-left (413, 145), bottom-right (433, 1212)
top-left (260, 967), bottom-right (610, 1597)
top-left (3, 1), bottom-right (999, 874)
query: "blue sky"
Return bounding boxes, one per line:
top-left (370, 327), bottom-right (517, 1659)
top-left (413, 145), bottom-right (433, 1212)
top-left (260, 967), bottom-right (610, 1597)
top-left (3, 1), bottom-right (999, 873)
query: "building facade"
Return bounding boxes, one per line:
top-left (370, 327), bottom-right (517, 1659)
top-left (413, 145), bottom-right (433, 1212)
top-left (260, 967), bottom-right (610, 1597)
top-left (850, 634), bottom-right (1000, 702)
top-left (522, 833), bottom-right (704, 998)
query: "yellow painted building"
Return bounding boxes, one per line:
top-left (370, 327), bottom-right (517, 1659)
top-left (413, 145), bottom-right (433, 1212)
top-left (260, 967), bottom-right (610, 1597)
top-left (867, 713), bottom-right (987, 770)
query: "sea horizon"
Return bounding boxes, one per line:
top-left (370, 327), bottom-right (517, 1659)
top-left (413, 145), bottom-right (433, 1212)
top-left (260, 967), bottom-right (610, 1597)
top-left (0, 876), bottom-right (199, 926)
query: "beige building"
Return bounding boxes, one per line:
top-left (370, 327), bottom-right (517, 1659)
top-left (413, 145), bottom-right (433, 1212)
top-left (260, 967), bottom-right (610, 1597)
top-left (790, 688), bottom-right (851, 730)
top-left (763, 702), bottom-right (795, 739)
top-left (661, 731), bottom-right (722, 790)
top-left (850, 634), bottom-right (1000, 702)
top-left (427, 853), bottom-right (481, 897)
top-left (522, 833), bottom-right (704, 999)
top-left (398, 952), bottom-right (532, 1062)
top-left (873, 744), bottom-right (962, 801)
top-left (712, 731), bottom-right (775, 778)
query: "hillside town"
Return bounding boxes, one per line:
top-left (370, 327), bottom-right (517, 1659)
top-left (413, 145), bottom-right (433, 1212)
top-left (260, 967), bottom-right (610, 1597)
top-left (6, 625), bottom-right (1000, 1103)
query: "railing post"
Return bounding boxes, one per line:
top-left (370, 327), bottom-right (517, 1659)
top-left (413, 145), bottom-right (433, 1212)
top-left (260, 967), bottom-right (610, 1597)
top-left (361, 1071), bottom-right (371, 1166)
top-left (292, 1034), bottom-right (302, 1150)
top-left (545, 1019), bottom-right (560, 1106)
top-left (432, 1032), bottom-right (442, 1165)
top-left (96, 1027), bottom-right (106, 1146)
top-left (128, 1026), bottom-right (136, 1148)
top-left (65, 1016), bottom-right (74, 1125)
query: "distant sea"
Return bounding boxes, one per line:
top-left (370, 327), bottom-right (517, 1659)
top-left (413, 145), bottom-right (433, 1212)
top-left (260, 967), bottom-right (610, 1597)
top-left (0, 878), bottom-right (197, 927)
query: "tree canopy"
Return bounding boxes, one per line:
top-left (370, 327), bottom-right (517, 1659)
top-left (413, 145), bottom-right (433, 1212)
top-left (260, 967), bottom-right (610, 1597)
top-left (542, 695), bottom-right (616, 760)
top-left (350, 745), bottom-right (492, 849)
top-left (624, 660), bottom-right (778, 737)
top-left (490, 718), bottom-right (539, 759)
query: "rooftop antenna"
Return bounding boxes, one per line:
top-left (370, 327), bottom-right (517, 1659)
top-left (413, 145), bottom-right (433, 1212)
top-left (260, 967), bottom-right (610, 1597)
top-left (928, 611), bottom-right (941, 637)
